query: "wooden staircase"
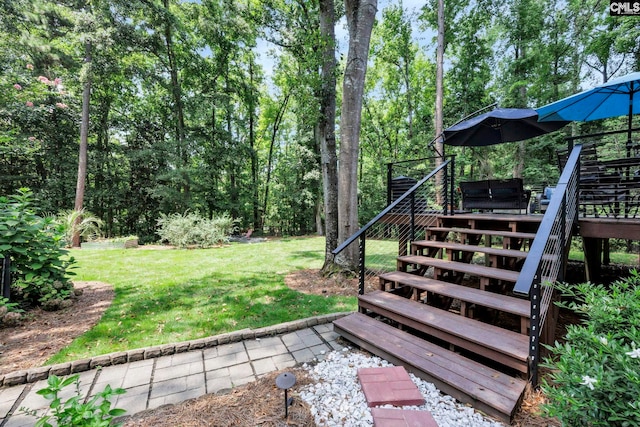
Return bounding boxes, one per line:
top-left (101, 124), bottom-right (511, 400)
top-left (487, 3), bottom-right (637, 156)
top-left (333, 214), bottom-right (542, 423)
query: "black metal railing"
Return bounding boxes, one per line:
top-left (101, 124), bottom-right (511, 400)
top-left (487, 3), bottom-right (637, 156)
top-left (562, 127), bottom-right (640, 219)
top-left (333, 158), bottom-right (454, 294)
top-left (513, 144), bottom-right (582, 386)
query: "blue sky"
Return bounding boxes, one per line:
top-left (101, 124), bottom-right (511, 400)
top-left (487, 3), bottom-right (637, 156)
top-left (257, 0), bottom-right (435, 80)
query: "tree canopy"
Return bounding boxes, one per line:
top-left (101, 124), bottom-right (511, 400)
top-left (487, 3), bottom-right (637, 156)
top-left (1, 0), bottom-right (637, 245)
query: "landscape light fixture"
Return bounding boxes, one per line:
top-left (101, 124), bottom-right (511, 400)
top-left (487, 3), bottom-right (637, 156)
top-left (275, 372), bottom-right (296, 419)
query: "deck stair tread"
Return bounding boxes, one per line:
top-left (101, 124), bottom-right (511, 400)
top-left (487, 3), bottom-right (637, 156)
top-left (333, 312), bottom-right (527, 422)
top-left (358, 290), bottom-right (529, 366)
top-left (378, 271), bottom-right (530, 318)
top-left (398, 255), bottom-right (521, 283)
top-left (426, 227), bottom-right (537, 240)
top-left (412, 240), bottom-right (529, 259)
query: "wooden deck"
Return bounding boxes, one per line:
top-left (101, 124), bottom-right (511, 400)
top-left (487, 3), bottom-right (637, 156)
top-left (333, 212), bottom-right (639, 422)
top-left (334, 213), bottom-right (538, 422)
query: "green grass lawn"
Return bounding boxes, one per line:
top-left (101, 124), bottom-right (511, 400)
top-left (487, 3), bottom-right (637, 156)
top-left (51, 236), bottom-right (357, 364)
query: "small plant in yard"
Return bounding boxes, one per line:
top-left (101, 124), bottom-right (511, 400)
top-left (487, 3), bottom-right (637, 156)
top-left (156, 211), bottom-right (237, 248)
top-left (541, 270), bottom-right (640, 426)
top-left (55, 208), bottom-right (104, 247)
top-left (20, 374), bottom-right (126, 427)
top-left (0, 296), bottom-right (23, 325)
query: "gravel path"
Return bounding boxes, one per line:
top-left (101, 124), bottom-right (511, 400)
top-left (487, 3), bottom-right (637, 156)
top-left (300, 348), bottom-right (506, 427)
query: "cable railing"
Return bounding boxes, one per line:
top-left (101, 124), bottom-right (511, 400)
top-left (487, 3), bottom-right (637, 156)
top-left (333, 157), bottom-right (454, 295)
top-left (513, 144), bottom-right (582, 386)
top-left (561, 128), bottom-right (640, 218)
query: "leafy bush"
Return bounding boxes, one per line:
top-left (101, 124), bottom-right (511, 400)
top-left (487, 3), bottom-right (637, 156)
top-left (0, 188), bottom-right (76, 308)
top-left (55, 208), bottom-right (104, 247)
top-left (156, 211), bottom-right (236, 248)
top-left (542, 271), bottom-right (640, 426)
top-left (21, 374), bottom-right (126, 427)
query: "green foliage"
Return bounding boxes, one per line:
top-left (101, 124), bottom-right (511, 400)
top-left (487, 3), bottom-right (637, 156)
top-left (0, 188), bottom-right (76, 308)
top-left (156, 211), bottom-right (236, 248)
top-left (21, 374), bottom-right (126, 427)
top-left (541, 271), bottom-right (640, 426)
top-left (0, 296), bottom-right (23, 314)
top-left (55, 208), bottom-right (105, 247)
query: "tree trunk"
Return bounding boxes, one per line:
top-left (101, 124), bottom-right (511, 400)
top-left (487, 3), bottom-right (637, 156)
top-left (263, 93), bottom-right (290, 230)
top-left (434, 0), bottom-right (445, 204)
top-left (163, 0), bottom-right (189, 201)
top-left (513, 46), bottom-right (527, 178)
top-left (337, 0), bottom-right (377, 268)
top-left (248, 59), bottom-right (259, 232)
top-left (72, 40), bottom-right (92, 248)
top-left (319, 0), bottom-right (339, 273)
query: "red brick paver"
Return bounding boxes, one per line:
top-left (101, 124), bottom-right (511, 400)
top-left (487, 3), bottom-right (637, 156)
top-left (371, 408), bottom-right (439, 427)
top-left (357, 366), bottom-right (425, 407)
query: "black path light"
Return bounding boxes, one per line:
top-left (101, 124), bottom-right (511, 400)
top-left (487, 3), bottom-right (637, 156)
top-left (275, 372), bottom-right (296, 419)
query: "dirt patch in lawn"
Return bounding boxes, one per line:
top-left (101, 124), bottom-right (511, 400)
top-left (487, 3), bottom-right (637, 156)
top-left (284, 268), bottom-right (378, 296)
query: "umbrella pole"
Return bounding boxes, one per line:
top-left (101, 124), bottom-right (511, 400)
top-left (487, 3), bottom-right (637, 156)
top-left (628, 82), bottom-right (634, 158)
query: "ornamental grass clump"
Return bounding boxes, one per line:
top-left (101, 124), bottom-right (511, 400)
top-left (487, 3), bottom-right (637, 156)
top-left (542, 270), bottom-right (640, 426)
top-left (156, 211), bottom-right (236, 248)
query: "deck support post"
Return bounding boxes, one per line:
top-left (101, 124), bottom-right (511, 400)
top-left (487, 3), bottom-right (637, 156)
top-left (410, 194), bottom-right (416, 245)
top-left (529, 275), bottom-right (541, 387)
top-left (1, 256), bottom-right (10, 299)
top-left (359, 234), bottom-right (366, 295)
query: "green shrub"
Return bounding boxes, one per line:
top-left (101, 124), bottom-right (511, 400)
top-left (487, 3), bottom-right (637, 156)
top-left (0, 188), bottom-right (76, 308)
top-left (156, 211), bottom-right (236, 248)
top-left (20, 374), bottom-right (126, 427)
top-left (55, 208), bottom-right (104, 247)
top-left (541, 271), bottom-right (640, 426)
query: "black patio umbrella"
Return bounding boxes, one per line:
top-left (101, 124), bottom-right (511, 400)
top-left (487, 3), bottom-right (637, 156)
top-left (443, 108), bottom-right (569, 147)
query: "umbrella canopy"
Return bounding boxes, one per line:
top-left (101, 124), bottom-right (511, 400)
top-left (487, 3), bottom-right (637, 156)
top-left (443, 108), bottom-right (568, 147)
top-left (536, 71), bottom-right (640, 126)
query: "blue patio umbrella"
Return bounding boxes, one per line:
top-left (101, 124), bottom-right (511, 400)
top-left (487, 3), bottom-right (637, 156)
top-left (442, 108), bottom-right (568, 146)
top-left (536, 71), bottom-right (640, 144)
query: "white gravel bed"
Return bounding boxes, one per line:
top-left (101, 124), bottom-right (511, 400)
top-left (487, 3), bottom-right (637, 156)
top-left (300, 348), bottom-right (506, 427)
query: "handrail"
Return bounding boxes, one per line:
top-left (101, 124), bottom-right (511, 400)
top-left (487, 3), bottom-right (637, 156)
top-left (386, 155), bottom-right (448, 205)
top-left (513, 143), bottom-right (582, 386)
top-left (333, 159), bottom-right (452, 256)
top-left (564, 126), bottom-right (640, 142)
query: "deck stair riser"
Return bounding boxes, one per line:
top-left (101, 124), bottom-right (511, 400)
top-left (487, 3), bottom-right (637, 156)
top-left (333, 312), bottom-right (527, 423)
top-left (358, 291), bottom-right (529, 373)
top-left (412, 240), bottom-right (528, 260)
top-left (426, 227), bottom-right (536, 250)
top-left (397, 255), bottom-right (520, 290)
top-left (378, 271), bottom-right (531, 333)
top-left (411, 240), bottom-right (528, 269)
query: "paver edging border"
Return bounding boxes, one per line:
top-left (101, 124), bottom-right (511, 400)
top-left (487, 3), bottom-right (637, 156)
top-left (0, 312), bottom-right (352, 388)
